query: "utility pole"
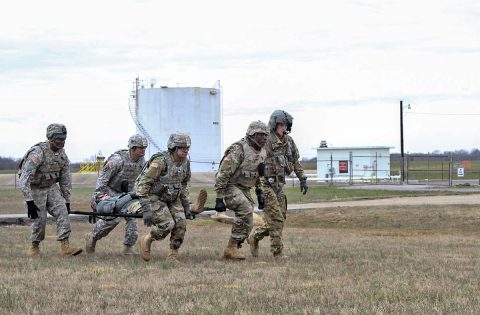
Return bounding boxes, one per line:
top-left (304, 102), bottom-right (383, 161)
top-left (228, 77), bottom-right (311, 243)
top-left (400, 100), bottom-right (404, 183)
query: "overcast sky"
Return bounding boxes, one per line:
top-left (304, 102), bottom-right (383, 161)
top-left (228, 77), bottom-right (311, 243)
top-left (1, 0), bottom-right (479, 162)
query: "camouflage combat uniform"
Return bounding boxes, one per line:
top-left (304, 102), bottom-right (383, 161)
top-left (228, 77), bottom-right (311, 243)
top-left (87, 149), bottom-right (145, 247)
top-left (133, 151), bottom-right (191, 250)
top-left (19, 141), bottom-right (72, 242)
top-left (249, 132), bottom-right (306, 255)
top-left (215, 137), bottom-right (266, 244)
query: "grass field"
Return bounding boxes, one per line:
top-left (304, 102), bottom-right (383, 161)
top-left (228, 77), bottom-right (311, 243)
top-left (1, 204), bottom-right (479, 314)
top-left (0, 186), bottom-right (474, 215)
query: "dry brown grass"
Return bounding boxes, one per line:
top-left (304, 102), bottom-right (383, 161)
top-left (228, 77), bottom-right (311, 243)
top-left (1, 204), bottom-right (480, 314)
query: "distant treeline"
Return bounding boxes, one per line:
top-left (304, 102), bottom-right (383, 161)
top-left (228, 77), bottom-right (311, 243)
top-left (0, 156), bottom-right (81, 171)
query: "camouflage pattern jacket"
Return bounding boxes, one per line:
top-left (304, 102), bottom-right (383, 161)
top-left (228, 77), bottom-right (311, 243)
top-left (215, 138), bottom-right (266, 198)
top-left (93, 149), bottom-right (145, 201)
top-left (18, 141), bottom-right (71, 202)
top-left (135, 151), bottom-right (191, 204)
top-left (264, 132), bottom-right (306, 183)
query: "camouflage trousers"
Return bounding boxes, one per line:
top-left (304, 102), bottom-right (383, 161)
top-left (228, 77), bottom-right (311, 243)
top-left (250, 183), bottom-right (287, 254)
top-left (124, 195), bottom-right (186, 250)
top-left (224, 185), bottom-right (254, 244)
top-left (30, 185), bottom-right (71, 242)
top-left (88, 217), bottom-right (138, 247)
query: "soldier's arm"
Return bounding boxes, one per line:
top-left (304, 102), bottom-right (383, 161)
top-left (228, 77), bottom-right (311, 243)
top-left (290, 138), bottom-right (306, 181)
top-left (18, 147), bottom-right (44, 201)
top-left (93, 155), bottom-right (122, 200)
top-left (58, 155), bottom-right (72, 203)
top-left (214, 144), bottom-right (243, 198)
top-left (179, 159), bottom-right (191, 203)
top-left (135, 156), bottom-right (166, 198)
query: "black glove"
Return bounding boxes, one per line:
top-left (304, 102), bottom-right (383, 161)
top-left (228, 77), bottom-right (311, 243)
top-left (255, 189), bottom-right (265, 209)
top-left (182, 201), bottom-right (195, 220)
top-left (141, 202), bottom-right (155, 227)
top-left (129, 193), bottom-right (139, 200)
top-left (215, 198), bottom-right (227, 212)
top-left (26, 200), bottom-right (39, 219)
top-left (300, 179), bottom-right (308, 195)
top-left (66, 203), bottom-right (71, 214)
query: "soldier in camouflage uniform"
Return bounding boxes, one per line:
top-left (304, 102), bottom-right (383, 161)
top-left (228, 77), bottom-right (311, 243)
top-left (84, 134), bottom-right (148, 255)
top-left (134, 133), bottom-right (193, 264)
top-left (19, 124), bottom-right (82, 257)
top-left (247, 110), bottom-right (308, 258)
top-left (214, 120), bottom-right (269, 260)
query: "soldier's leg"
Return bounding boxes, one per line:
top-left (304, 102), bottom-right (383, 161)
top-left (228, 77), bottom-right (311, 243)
top-left (168, 199), bottom-right (186, 250)
top-left (225, 189), bottom-right (254, 244)
top-left (250, 185), bottom-right (277, 241)
top-left (272, 190), bottom-right (288, 256)
top-left (30, 188), bottom-right (48, 242)
top-left (47, 186), bottom-right (82, 255)
top-left (46, 185), bottom-right (71, 241)
top-left (89, 218), bottom-right (121, 241)
top-left (123, 217), bottom-right (138, 247)
top-left (250, 185), bottom-right (284, 255)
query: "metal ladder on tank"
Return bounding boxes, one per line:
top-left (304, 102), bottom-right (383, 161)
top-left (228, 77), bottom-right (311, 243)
top-left (128, 89), bottom-right (162, 152)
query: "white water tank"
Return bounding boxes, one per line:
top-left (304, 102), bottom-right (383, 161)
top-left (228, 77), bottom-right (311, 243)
top-left (132, 83), bottom-right (222, 172)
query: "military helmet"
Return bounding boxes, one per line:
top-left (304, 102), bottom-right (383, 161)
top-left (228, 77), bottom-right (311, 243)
top-left (167, 133), bottom-right (191, 150)
top-left (128, 134), bottom-right (148, 149)
top-left (246, 120), bottom-right (269, 136)
top-left (46, 123), bottom-right (67, 141)
top-left (268, 110), bottom-right (293, 132)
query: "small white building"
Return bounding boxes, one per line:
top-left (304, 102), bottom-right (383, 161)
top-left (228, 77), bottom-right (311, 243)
top-left (316, 144), bottom-right (393, 182)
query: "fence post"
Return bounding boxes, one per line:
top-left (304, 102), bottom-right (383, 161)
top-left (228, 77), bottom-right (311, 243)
top-left (329, 153), bottom-right (333, 186)
top-left (448, 153), bottom-right (453, 187)
top-left (375, 152), bottom-right (378, 184)
top-left (349, 151), bottom-right (353, 185)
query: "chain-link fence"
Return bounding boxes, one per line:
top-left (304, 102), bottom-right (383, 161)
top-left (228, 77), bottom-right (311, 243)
top-left (314, 153), bottom-right (480, 186)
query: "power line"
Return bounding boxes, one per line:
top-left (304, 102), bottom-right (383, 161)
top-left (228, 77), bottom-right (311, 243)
top-left (408, 111), bottom-right (480, 116)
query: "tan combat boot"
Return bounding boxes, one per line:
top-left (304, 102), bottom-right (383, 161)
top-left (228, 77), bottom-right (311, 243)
top-left (84, 233), bottom-right (96, 254)
top-left (122, 244), bottom-right (136, 256)
top-left (139, 234), bottom-right (153, 261)
top-left (27, 241), bottom-right (40, 257)
top-left (60, 238), bottom-right (83, 256)
top-left (191, 188), bottom-right (208, 214)
top-left (247, 233), bottom-right (259, 257)
top-left (165, 248), bottom-right (179, 264)
top-left (223, 237), bottom-right (246, 260)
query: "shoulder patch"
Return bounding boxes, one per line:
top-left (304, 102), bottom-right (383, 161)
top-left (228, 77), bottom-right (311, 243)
top-left (150, 162), bottom-right (160, 168)
top-left (107, 161), bottom-right (114, 169)
top-left (31, 155), bottom-right (40, 165)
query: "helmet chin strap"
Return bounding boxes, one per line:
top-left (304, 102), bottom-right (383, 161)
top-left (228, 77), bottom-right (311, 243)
top-left (247, 135), bottom-right (263, 149)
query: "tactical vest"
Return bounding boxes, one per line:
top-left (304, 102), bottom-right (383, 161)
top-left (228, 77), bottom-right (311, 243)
top-left (228, 139), bottom-right (266, 188)
top-left (264, 133), bottom-right (294, 178)
top-left (19, 141), bottom-right (68, 188)
top-left (107, 150), bottom-right (145, 194)
top-left (147, 151), bottom-right (189, 202)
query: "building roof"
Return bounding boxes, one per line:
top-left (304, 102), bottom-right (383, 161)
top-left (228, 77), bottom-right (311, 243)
top-left (316, 146), bottom-right (394, 150)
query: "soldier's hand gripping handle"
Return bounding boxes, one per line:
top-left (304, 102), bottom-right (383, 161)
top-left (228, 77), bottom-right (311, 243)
top-left (141, 201), bottom-right (155, 227)
top-left (26, 200), bottom-right (40, 219)
top-left (182, 199), bottom-right (195, 220)
top-left (215, 198), bottom-right (227, 212)
top-left (300, 178), bottom-right (308, 195)
top-left (255, 189), bottom-right (265, 209)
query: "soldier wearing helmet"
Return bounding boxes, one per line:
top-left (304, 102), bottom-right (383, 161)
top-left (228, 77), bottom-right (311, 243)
top-left (18, 123), bottom-right (83, 257)
top-left (132, 132), bottom-right (193, 264)
top-left (248, 110), bottom-right (308, 258)
top-left (214, 120), bottom-right (268, 260)
top-left (85, 134), bottom-right (148, 255)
